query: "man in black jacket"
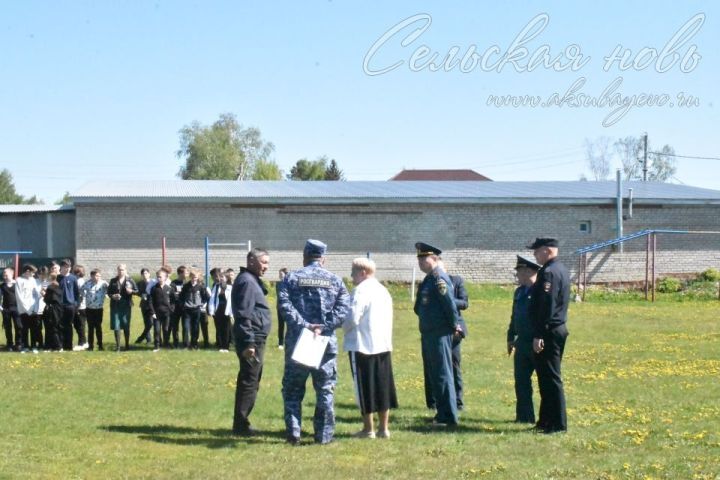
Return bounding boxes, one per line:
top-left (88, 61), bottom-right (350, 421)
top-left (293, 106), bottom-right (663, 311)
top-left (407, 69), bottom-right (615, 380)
top-left (231, 248), bottom-right (271, 436)
top-left (528, 237), bottom-right (570, 434)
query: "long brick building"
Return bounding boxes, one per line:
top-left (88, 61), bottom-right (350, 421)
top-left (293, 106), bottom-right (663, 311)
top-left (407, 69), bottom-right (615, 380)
top-left (67, 180), bottom-right (720, 283)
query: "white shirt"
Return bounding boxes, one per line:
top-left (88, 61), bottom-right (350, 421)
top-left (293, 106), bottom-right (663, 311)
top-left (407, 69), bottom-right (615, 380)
top-left (207, 283), bottom-right (233, 317)
top-left (15, 277), bottom-right (40, 315)
top-left (343, 277), bottom-right (393, 355)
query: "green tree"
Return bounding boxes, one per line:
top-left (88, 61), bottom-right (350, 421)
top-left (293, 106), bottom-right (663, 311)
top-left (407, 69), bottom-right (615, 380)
top-left (55, 191), bottom-right (72, 205)
top-left (288, 158), bottom-right (328, 180)
top-left (0, 169), bottom-right (23, 203)
top-left (324, 158), bottom-right (345, 180)
top-left (0, 169), bottom-right (41, 204)
top-left (288, 156), bottom-right (345, 181)
top-left (251, 158), bottom-right (283, 180)
top-left (177, 113), bottom-right (275, 180)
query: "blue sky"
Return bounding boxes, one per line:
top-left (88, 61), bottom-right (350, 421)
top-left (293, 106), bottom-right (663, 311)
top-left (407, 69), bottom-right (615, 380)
top-left (1, 1), bottom-right (718, 203)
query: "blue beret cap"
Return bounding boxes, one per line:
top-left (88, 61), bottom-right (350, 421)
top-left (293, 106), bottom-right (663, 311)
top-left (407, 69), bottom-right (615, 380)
top-left (304, 239), bottom-right (327, 258)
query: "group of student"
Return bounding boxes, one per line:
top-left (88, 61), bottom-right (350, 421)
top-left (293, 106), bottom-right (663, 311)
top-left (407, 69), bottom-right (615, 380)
top-left (0, 259), bottom-right (249, 354)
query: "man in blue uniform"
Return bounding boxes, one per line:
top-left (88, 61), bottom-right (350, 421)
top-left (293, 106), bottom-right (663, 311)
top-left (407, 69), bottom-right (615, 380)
top-left (425, 260), bottom-right (468, 412)
top-left (414, 242), bottom-right (463, 427)
top-left (278, 239), bottom-right (351, 445)
top-left (527, 238), bottom-right (570, 434)
top-left (506, 255), bottom-right (541, 424)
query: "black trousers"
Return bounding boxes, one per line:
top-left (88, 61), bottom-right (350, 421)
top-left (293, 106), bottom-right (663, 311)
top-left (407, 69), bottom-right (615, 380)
top-left (61, 305), bottom-right (76, 350)
top-left (233, 342), bottom-right (265, 431)
top-left (43, 306), bottom-right (62, 350)
top-left (154, 311), bottom-right (170, 348)
top-left (20, 313), bottom-right (43, 349)
top-left (200, 312), bottom-right (209, 347)
top-left (184, 308), bottom-right (202, 348)
top-left (214, 312), bottom-right (231, 350)
top-left (138, 309), bottom-right (153, 343)
top-left (535, 324), bottom-right (568, 432)
top-left (86, 308), bottom-right (104, 349)
top-left (451, 337), bottom-right (464, 409)
top-left (169, 308), bottom-right (182, 347)
top-left (74, 309), bottom-right (87, 346)
top-left (2, 309), bottom-right (22, 350)
top-left (277, 314), bottom-right (285, 346)
top-left (513, 341), bottom-right (537, 423)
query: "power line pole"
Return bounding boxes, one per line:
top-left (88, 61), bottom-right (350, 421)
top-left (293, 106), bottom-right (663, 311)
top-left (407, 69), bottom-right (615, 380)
top-left (642, 133), bottom-right (648, 181)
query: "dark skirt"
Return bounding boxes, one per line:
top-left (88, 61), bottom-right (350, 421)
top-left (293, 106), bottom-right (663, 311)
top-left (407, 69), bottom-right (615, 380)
top-left (348, 351), bottom-right (399, 415)
top-left (110, 300), bottom-right (132, 331)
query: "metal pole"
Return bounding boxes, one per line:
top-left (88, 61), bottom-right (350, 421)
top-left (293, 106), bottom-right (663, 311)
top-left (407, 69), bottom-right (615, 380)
top-left (583, 253), bottom-right (588, 301)
top-left (651, 233), bottom-right (656, 302)
top-left (644, 234), bottom-right (650, 300)
top-left (247, 240), bottom-right (252, 252)
top-left (161, 236), bottom-right (167, 267)
top-left (616, 169), bottom-right (623, 253)
top-left (411, 266), bottom-right (416, 303)
top-left (642, 133), bottom-right (648, 182)
top-left (576, 255), bottom-right (582, 299)
top-left (204, 236), bottom-right (210, 288)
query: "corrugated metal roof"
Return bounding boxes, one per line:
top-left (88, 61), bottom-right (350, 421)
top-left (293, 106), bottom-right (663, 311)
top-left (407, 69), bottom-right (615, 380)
top-left (0, 204), bottom-right (74, 214)
top-left (70, 180), bottom-right (720, 205)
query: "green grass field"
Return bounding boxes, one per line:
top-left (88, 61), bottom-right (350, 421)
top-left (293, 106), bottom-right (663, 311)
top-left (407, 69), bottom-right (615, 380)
top-left (1, 284), bottom-right (718, 479)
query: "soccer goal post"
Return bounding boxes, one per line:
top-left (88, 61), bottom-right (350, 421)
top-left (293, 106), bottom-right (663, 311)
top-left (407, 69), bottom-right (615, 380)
top-left (203, 237), bottom-right (252, 286)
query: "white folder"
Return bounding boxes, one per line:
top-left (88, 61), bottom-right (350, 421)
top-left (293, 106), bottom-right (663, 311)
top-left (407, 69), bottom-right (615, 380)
top-left (291, 328), bottom-right (330, 369)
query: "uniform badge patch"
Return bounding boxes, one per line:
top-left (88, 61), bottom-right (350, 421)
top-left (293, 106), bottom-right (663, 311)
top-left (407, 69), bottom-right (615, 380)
top-left (298, 278), bottom-right (332, 288)
top-left (543, 281), bottom-right (552, 292)
top-left (436, 279), bottom-right (448, 296)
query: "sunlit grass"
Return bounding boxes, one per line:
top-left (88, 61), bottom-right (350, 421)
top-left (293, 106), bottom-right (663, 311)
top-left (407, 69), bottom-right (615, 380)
top-left (0, 285), bottom-right (718, 479)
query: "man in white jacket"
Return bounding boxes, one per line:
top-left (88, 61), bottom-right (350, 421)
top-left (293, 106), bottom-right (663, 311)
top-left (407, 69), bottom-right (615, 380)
top-left (343, 257), bottom-right (398, 439)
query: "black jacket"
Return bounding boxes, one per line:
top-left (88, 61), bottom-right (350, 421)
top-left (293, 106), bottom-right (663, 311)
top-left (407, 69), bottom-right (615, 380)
top-left (148, 283), bottom-right (172, 316)
top-left (529, 257), bottom-right (570, 338)
top-left (107, 277), bottom-right (138, 306)
top-left (507, 285), bottom-right (533, 343)
top-left (232, 268), bottom-right (271, 350)
top-left (136, 279), bottom-right (152, 312)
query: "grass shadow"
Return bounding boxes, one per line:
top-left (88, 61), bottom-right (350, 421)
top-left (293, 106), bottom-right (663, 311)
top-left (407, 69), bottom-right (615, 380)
top-left (101, 424), bottom-right (287, 448)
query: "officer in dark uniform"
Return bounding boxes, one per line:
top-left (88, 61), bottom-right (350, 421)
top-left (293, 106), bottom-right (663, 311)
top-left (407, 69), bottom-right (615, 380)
top-left (527, 238), bottom-right (570, 433)
top-left (414, 242), bottom-right (462, 427)
top-left (422, 262), bottom-right (468, 411)
top-left (506, 255), bottom-right (541, 423)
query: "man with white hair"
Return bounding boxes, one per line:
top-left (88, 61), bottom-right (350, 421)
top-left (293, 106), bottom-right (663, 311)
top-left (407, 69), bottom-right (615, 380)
top-left (343, 257), bottom-right (398, 439)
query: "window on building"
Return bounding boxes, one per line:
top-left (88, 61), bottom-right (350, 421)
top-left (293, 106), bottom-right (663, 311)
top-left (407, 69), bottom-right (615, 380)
top-left (579, 221), bottom-right (591, 233)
